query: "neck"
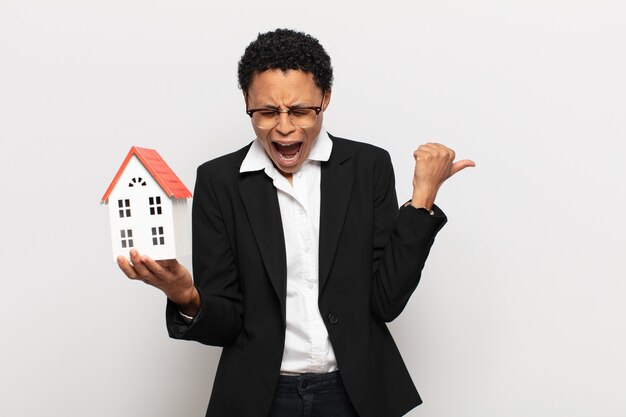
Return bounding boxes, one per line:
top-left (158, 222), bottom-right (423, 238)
top-left (281, 171), bottom-right (293, 185)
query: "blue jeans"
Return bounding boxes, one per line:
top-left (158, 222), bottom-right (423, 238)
top-left (268, 371), bottom-right (360, 417)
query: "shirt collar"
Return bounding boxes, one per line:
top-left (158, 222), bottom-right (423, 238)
top-left (240, 129), bottom-right (333, 174)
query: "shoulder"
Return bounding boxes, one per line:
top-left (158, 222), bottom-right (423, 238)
top-left (329, 134), bottom-right (389, 156)
top-left (328, 134), bottom-right (392, 168)
top-left (196, 143), bottom-right (252, 183)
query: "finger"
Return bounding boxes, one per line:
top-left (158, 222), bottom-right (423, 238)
top-left (117, 256), bottom-right (139, 279)
top-left (141, 255), bottom-right (170, 278)
top-left (129, 248), bottom-right (152, 278)
top-left (414, 146), bottom-right (435, 161)
top-left (414, 143), bottom-right (438, 154)
top-left (423, 142), bottom-right (443, 149)
top-left (414, 143), bottom-right (454, 160)
top-left (449, 159), bottom-right (476, 176)
top-left (156, 259), bottom-right (183, 275)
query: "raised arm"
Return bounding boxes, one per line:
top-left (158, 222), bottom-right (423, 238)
top-left (370, 143), bottom-right (474, 322)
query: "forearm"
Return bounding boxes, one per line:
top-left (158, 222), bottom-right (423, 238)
top-left (371, 205), bottom-right (447, 322)
top-left (166, 286), bottom-right (242, 346)
top-left (171, 285), bottom-right (202, 317)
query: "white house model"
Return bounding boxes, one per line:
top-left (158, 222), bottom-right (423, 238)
top-left (101, 146), bottom-right (192, 262)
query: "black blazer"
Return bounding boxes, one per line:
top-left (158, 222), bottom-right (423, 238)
top-left (166, 135), bottom-right (447, 417)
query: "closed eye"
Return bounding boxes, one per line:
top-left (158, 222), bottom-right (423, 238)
top-left (290, 108), bottom-right (312, 117)
top-left (257, 110), bottom-right (278, 117)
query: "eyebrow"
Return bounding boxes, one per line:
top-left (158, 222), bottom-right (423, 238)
top-left (256, 103), bottom-right (312, 110)
top-left (254, 99), bottom-right (310, 110)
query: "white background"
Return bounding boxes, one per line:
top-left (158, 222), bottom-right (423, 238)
top-left (1, 1), bottom-right (625, 416)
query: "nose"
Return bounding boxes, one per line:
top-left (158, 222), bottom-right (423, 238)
top-left (275, 111), bottom-right (296, 135)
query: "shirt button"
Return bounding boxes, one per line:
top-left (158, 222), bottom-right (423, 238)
top-left (328, 312), bottom-right (339, 325)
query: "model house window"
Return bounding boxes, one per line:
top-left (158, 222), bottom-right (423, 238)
top-left (118, 199), bottom-right (131, 218)
top-left (129, 177), bottom-right (147, 187)
top-left (152, 226), bottom-right (165, 245)
top-left (149, 196), bottom-right (162, 215)
top-left (120, 229), bottom-right (134, 248)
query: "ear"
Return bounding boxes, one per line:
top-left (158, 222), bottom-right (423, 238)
top-left (322, 89), bottom-right (332, 111)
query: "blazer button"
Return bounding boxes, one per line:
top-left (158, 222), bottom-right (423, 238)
top-left (328, 312), bottom-right (339, 325)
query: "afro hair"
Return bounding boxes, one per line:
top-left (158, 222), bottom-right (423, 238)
top-left (238, 28), bottom-right (333, 94)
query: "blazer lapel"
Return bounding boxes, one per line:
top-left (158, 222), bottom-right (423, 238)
top-left (319, 139), bottom-right (354, 294)
top-left (239, 171), bottom-right (287, 322)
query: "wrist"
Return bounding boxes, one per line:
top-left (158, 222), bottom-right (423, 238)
top-left (411, 185), bottom-right (438, 210)
top-left (410, 193), bottom-right (435, 211)
top-left (172, 286), bottom-right (201, 317)
top-left (403, 200), bottom-right (435, 215)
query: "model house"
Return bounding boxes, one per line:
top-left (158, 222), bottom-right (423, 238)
top-left (101, 146), bottom-right (192, 261)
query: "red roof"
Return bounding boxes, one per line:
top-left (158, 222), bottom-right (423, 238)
top-left (101, 146), bottom-right (192, 203)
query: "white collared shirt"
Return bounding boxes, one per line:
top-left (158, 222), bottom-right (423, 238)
top-left (240, 130), bottom-right (338, 375)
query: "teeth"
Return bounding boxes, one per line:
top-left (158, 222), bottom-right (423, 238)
top-left (274, 142), bottom-right (300, 147)
top-left (273, 141), bottom-right (301, 164)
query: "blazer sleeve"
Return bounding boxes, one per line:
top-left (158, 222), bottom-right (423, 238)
top-left (370, 150), bottom-right (447, 322)
top-left (165, 164), bottom-right (242, 346)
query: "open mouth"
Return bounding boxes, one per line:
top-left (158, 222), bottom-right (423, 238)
top-left (272, 141), bottom-right (303, 165)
